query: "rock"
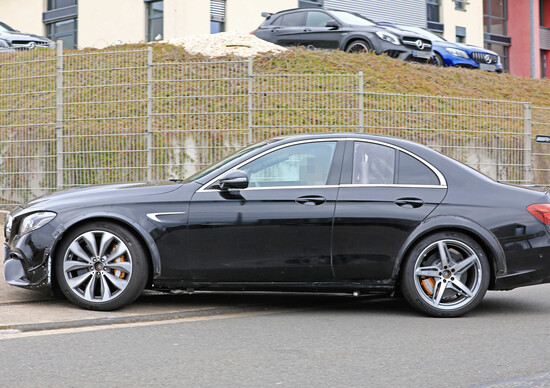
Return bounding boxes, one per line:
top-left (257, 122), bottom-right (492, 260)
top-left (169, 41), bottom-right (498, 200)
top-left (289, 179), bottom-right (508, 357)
top-left (167, 32), bottom-right (286, 58)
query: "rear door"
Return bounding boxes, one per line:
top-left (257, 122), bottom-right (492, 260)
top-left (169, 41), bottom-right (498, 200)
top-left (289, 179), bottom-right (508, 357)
top-left (269, 12), bottom-right (306, 46)
top-left (332, 140), bottom-right (448, 281)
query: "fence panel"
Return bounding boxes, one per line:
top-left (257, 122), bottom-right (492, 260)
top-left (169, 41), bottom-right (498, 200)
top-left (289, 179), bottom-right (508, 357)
top-left (363, 93), bottom-right (529, 184)
top-left (0, 49), bottom-right (56, 206)
top-left (251, 73), bottom-right (361, 140)
top-left (61, 48), bottom-right (149, 188)
top-left (151, 60), bottom-right (249, 179)
top-left (532, 106), bottom-right (550, 186)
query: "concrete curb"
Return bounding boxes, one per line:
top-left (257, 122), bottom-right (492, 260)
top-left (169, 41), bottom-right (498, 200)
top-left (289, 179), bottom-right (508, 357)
top-left (0, 304), bottom-right (268, 333)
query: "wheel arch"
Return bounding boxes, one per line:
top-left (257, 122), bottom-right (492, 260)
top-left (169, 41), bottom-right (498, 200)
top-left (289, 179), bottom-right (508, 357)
top-left (49, 213), bottom-right (161, 289)
top-left (392, 216), bottom-right (506, 289)
top-left (342, 33), bottom-right (375, 51)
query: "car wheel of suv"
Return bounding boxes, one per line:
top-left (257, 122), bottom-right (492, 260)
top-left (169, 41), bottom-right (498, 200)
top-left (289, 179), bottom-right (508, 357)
top-left (401, 232), bottom-right (490, 317)
top-left (346, 40), bottom-right (372, 53)
top-left (55, 221), bottom-right (149, 311)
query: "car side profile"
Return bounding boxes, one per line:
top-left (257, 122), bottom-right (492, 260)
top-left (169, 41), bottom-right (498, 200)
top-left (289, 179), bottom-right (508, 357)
top-left (379, 23), bottom-right (503, 72)
top-left (253, 8), bottom-right (432, 62)
top-left (4, 134), bottom-right (550, 317)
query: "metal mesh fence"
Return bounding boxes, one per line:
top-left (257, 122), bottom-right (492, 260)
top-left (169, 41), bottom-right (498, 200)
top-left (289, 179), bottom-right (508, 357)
top-left (0, 44), bottom-right (548, 207)
top-left (532, 106), bottom-right (550, 185)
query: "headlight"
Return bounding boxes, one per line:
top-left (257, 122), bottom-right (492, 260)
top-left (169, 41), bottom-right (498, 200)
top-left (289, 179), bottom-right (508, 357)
top-left (19, 212), bottom-right (56, 236)
top-left (446, 48), bottom-right (469, 59)
top-left (5, 214), bottom-right (12, 240)
top-left (0, 39), bottom-right (12, 48)
top-left (375, 31), bottom-right (400, 46)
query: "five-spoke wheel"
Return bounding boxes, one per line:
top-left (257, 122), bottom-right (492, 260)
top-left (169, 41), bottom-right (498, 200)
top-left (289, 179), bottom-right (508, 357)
top-left (55, 222), bottom-right (149, 310)
top-left (401, 232), bottom-right (490, 317)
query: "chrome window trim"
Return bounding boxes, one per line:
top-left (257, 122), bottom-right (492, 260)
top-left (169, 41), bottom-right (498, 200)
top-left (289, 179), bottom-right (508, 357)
top-left (198, 139), bottom-right (340, 193)
top-left (198, 137), bottom-right (447, 192)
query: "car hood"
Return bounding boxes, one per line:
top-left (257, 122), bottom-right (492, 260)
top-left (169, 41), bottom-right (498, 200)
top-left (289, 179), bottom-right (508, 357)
top-left (432, 40), bottom-right (498, 55)
top-left (378, 26), bottom-right (427, 40)
top-left (0, 31), bottom-right (51, 43)
top-left (20, 181), bottom-right (184, 211)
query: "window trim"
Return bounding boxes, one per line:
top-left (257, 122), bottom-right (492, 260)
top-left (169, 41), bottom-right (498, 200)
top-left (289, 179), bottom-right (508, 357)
top-left (198, 138), bottom-right (447, 192)
top-left (345, 139), bottom-right (446, 188)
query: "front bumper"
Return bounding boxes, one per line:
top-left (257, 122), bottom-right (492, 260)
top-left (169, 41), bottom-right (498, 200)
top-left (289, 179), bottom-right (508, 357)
top-left (3, 224), bottom-right (56, 289)
top-left (374, 41), bottom-right (432, 62)
top-left (443, 55), bottom-right (503, 72)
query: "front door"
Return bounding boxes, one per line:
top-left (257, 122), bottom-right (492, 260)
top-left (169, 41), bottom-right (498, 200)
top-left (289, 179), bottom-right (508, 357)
top-left (186, 140), bottom-right (344, 282)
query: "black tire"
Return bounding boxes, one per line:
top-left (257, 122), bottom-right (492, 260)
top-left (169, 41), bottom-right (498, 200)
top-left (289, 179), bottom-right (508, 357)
top-left (431, 52), bottom-right (445, 66)
top-left (345, 39), bottom-right (373, 53)
top-left (55, 221), bottom-right (149, 311)
top-left (400, 231), bottom-right (490, 317)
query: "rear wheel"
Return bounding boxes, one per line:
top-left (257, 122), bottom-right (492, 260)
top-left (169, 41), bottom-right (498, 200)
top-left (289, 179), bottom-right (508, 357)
top-left (55, 221), bottom-right (149, 311)
top-left (401, 232), bottom-right (490, 317)
top-left (345, 39), bottom-right (373, 53)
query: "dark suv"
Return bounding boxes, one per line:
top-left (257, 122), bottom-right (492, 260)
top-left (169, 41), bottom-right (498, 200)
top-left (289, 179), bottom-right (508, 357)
top-left (0, 21), bottom-right (55, 52)
top-left (253, 8), bottom-right (432, 62)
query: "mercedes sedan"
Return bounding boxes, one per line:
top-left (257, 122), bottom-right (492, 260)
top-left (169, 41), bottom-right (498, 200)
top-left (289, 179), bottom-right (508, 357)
top-left (4, 134), bottom-right (550, 317)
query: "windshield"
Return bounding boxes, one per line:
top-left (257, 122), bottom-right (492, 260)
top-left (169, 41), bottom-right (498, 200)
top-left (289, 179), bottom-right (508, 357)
top-left (331, 11), bottom-right (377, 27)
top-left (183, 141), bottom-right (268, 182)
top-left (398, 25), bottom-right (445, 42)
top-left (0, 21), bottom-right (15, 33)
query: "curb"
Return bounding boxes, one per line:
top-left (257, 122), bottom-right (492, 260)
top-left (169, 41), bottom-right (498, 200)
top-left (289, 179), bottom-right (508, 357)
top-left (0, 304), bottom-right (269, 333)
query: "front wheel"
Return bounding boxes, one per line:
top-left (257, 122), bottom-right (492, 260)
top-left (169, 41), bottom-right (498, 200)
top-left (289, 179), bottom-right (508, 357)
top-left (345, 39), bottom-right (373, 53)
top-left (55, 221), bottom-right (149, 311)
top-left (400, 232), bottom-right (490, 317)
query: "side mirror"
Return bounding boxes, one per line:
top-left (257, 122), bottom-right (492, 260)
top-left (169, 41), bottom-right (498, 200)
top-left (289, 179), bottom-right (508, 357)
top-left (325, 21), bottom-right (340, 29)
top-left (219, 170), bottom-right (249, 190)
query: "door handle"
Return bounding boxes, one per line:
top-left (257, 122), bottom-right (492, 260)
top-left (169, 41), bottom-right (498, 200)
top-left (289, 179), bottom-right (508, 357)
top-left (296, 195), bottom-right (326, 206)
top-left (395, 198), bottom-right (424, 209)
top-left (303, 28), bottom-right (312, 32)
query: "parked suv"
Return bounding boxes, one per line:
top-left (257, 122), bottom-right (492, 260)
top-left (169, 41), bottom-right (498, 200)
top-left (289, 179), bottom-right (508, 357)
top-left (0, 21), bottom-right (55, 52)
top-left (253, 8), bottom-right (432, 62)
top-left (379, 23), bottom-right (503, 73)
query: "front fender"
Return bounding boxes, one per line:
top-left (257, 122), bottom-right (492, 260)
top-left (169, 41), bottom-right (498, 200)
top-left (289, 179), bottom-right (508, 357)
top-left (51, 212), bottom-right (162, 277)
top-left (391, 215), bottom-right (507, 281)
top-left (340, 32), bottom-right (377, 51)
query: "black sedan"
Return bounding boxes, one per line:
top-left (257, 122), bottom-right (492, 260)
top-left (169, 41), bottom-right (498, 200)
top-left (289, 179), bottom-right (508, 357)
top-left (253, 8), bottom-right (432, 62)
top-left (4, 134), bottom-right (550, 317)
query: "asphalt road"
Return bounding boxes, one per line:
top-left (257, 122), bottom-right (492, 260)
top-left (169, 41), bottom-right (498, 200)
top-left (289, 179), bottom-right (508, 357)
top-left (2, 285), bottom-right (550, 387)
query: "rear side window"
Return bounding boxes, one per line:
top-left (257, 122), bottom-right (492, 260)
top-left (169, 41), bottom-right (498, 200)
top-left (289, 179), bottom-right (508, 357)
top-left (279, 12), bottom-right (306, 27)
top-left (352, 142), bottom-right (395, 184)
top-left (397, 151), bottom-right (439, 185)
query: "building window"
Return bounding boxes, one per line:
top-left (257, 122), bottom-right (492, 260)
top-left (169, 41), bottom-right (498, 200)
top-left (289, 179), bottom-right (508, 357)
top-left (43, 0), bottom-right (78, 49)
top-left (456, 26), bottom-right (466, 43)
top-left (542, 50), bottom-right (548, 78)
top-left (485, 42), bottom-right (508, 71)
top-left (147, 0), bottom-right (163, 42)
top-left (299, 0), bottom-right (324, 7)
top-left (484, 0), bottom-right (506, 35)
top-left (454, 0), bottom-right (469, 11)
top-left (211, 0), bottom-right (226, 34)
top-left (427, 0), bottom-right (444, 33)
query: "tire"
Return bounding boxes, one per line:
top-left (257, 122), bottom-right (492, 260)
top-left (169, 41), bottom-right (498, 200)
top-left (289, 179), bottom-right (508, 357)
top-left (345, 39), bottom-right (373, 54)
top-left (431, 53), bottom-right (445, 67)
top-left (55, 221), bottom-right (149, 311)
top-left (400, 232), bottom-right (490, 317)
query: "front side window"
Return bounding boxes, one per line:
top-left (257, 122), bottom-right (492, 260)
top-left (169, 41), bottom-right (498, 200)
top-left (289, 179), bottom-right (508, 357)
top-left (306, 11), bottom-right (334, 27)
top-left (147, 0), bottom-right (164, 41)
top-left (241, 142), bottom-right (337, 187)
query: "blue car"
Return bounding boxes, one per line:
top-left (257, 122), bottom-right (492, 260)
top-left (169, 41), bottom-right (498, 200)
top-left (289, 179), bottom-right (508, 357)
top-left (379, 23), bottom-right (503, 73)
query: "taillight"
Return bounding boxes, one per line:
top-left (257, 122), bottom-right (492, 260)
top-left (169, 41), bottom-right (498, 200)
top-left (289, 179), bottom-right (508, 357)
top-left (527, 204), bottom-right (550, 225)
